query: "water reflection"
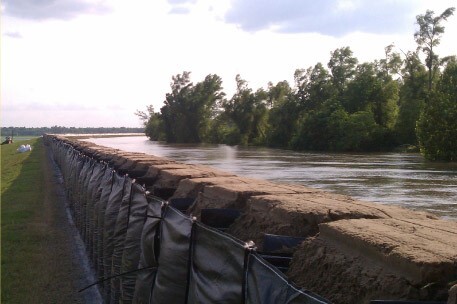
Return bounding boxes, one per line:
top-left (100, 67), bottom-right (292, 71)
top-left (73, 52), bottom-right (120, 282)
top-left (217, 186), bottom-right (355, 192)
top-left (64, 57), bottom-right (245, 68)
top-left (85, 136), bottom-right (457, 220)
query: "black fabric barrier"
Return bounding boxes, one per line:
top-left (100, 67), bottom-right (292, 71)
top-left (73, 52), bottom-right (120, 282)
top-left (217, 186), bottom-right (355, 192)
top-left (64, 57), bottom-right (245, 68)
top-left (169, 197), bottom-right (195, 213)
top-left (94, 168), bottom-right (114, 280)
top-left (81, 158), bottom-right (96, 244)
top-left (151, 205), bottom-right (193, 303)
top-left (119, 184), bottom-right (150, 303)
top-left (187, 222), bottom-right (246, 303)
top-left (200, 208), bottom-right (241, 231)
top-left (103, 172), bottom-right (126, 302)
top-left (73, 156), bottom-right (85, 231)
top-left (132, 195), bottom-right (164, 304)
top-left (86, 162), bottom-right (107, 264)
top-left (111, 177), bottom-right (134, 304)
top-left (246, 253), bottom-right (329, 304)
top-left (263, 233), bottom-right (307, 252)
top-left (70, 153), bottom-right (85, 218)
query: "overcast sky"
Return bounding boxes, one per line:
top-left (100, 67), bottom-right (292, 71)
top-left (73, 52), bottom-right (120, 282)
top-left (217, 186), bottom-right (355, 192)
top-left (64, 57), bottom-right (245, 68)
top-left (2, 0), bottom-right (456, 127)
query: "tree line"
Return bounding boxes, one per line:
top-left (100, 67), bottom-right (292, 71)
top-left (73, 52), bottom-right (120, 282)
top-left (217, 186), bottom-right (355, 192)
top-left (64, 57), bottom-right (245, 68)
top-left (0, 126), bottom-right (145, 137)
top-left (137, 8), bottom-right (456, 161)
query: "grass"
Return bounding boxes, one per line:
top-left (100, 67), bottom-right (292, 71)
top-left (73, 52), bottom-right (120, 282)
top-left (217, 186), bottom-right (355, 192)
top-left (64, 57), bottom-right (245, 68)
top-left (1, 138), bottom-right (50, 303)
top-left (1, 138), bottom-right (84, 303)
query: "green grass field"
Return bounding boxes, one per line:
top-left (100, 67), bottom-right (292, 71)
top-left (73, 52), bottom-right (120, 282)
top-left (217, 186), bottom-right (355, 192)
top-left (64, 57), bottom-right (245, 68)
top-left (1, 137), bottom-right (98, 303)
top-left (1, 138), bottom-right (85, 303)
top-left (1, 138), bottom-right (49, 303)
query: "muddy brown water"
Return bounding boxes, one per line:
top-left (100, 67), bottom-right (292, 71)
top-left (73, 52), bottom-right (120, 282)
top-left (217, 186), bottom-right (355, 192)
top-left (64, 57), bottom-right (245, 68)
top-left (84, 136), bottom-right (457, 221)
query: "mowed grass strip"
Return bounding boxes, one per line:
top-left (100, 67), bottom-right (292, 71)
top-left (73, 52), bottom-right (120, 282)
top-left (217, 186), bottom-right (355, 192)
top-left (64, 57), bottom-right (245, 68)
top-left (1, 138), bottom-right (82, 303)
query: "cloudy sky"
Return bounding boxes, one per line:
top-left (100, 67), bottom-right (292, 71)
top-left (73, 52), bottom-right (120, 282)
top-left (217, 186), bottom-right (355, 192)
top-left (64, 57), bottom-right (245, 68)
top-left (2, 0), bottom-right (456, 127)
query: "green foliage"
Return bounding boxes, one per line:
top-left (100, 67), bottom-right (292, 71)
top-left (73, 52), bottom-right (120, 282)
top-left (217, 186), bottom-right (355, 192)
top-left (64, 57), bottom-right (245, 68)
top-left (222, 75), bottom-right (268, 145)
top-left (294, 63), bottom-right (336, 110)
top-left (265, 82), bottom-right (300, 147)
top-left (290, 101), bottom-right (382, 152)
top-left (328, 47), bottom-right (358, 95)
top-left (417, 63), bottom-right (457, 161)
top-left (395, 52), bottom-right (428, 144)
top-left (206, 114), bottom-right (241, 145)
top-left (160, 72), bottom-right (225, 143)
top-left (415, 7), bottom-right (455, 91)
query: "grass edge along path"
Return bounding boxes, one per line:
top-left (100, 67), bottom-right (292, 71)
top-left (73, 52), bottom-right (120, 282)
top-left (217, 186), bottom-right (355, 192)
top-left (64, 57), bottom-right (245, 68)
top-left (1, 138), bottom-right (86, 303)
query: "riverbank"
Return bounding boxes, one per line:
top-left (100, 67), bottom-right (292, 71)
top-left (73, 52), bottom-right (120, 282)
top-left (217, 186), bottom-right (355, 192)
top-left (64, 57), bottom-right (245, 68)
top-left (1, 138), bottom-right (101, 303)
top-left (48, 134), bottom-right (457, 303)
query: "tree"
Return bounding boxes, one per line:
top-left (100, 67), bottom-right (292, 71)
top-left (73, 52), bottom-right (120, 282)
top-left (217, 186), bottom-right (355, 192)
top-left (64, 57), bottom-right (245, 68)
top-left (265, 81), bottom-right (300, 147)
top-left (135, 105), bottom-right (164, 140)
top-left (415, 7), bottom-right (455, 91)
top-left (395, 52), bottom-right (428, 144)
top-left (417, 62), bottom-right (457, 161)
top-left (160, 72), bottom-right (225, 143)
top-left (328, 47), bottom-right (358, 95)
top-left (222, 75), bottom-right (268, 145)
top-left (378, 44), bottom-right (402, 80)
top-left (294, 63), bottom-right (336, 111)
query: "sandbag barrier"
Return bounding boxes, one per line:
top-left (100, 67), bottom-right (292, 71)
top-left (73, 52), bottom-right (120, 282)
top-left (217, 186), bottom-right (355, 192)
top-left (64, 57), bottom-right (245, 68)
top-left (44, 135), bottom-right (330, 304)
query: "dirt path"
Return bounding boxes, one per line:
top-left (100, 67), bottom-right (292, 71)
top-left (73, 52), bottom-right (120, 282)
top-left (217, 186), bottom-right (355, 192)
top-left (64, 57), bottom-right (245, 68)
top-left (41, 144), bottom-right (102, 303)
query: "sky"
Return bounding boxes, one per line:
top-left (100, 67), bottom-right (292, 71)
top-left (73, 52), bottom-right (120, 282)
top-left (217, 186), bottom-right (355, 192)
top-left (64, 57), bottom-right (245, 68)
top-left (1, 0), bottom-right (456, 128)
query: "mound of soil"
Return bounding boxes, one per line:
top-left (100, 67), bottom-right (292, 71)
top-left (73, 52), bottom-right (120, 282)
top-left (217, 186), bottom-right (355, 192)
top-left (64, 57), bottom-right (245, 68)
top-left (287, 218), bottom-right (457, 303)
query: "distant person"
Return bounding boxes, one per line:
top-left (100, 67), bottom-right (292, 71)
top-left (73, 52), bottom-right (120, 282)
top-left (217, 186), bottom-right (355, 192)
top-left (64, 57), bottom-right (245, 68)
top-left (1, 136), bottom-right (13, 145)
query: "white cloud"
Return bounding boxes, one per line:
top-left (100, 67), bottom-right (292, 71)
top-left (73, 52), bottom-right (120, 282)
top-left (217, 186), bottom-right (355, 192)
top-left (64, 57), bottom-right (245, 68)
top-left (3, 31), bottom-right (23, 38)
top-left (2, 0), bottom-right (111, 20)
top-left (224, 0), bottom-right (418, 36)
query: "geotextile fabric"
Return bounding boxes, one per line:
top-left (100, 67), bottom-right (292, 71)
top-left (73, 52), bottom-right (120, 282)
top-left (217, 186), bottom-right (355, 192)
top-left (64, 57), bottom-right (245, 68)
top-left (151, 206), bottom-right (194, 303)
top-left (103, 172), bottom-right (126, 302)
top-left (119, 184), bottom-right (151, 303)
top-left (132, 195), bottom-right (163, 303)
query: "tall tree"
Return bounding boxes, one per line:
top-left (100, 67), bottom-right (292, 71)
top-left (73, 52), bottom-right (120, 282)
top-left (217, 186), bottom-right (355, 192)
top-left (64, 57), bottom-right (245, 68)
top-left (417, 61), bottom-right (457, 160)
top-left (395, 52), bottom-right (428, 144)
top-left (415, 7), bottom-right (455, 91)
top-left (294, 63), bottom-right (335, 111)
top-left (328, 47), bottom-right (358, 96)
top-left (160, 72), bottom-right (224, 143)
top-left (265, 81), bottom-right (300, 147)
top-left (223, 75), bottom-right (268, 145)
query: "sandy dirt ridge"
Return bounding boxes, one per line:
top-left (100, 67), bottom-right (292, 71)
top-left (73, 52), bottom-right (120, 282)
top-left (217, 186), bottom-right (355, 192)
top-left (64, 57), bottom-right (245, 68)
top-left (49, 135), bottom-right (457, 303)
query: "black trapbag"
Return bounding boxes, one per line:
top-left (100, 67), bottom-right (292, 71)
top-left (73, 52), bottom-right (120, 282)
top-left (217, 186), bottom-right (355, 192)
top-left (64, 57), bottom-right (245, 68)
top-left (119, 183), bottom-right (150, 303)
top-left (94, 168), bottom-right (114, 280)
top-left (85, 162), bottom-right (107, 266)
top-left (187, 222), bottom-right (246, 303)
top-left (103, 173), bottom-right (126, 302)
top-left (111, 176), bottom-right (133, 304)
top-left (70, 153), bottom-right (85, 220)
top-left (81, 158), bottom-right (96, 245)
top-left (246, 253), bottom-right (329, 304)
top-left (151, 206), bottom-right (193, 303)
top-left (132, 195), bottom-right (164, 304)
top-left (76, 156), bottom-right (92, 234)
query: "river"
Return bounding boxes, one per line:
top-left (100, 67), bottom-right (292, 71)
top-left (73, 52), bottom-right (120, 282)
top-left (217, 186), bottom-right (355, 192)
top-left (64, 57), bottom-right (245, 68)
top-left (85, 136), bottom-right (457, 221)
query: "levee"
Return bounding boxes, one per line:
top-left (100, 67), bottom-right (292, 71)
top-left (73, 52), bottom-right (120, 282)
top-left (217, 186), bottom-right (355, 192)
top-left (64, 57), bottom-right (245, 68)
top-left (44, 134), bottom-right (457, 304)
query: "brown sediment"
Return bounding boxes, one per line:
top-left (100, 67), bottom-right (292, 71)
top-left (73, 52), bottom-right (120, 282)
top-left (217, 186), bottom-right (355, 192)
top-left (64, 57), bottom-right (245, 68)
top-left (287, 218), bottom-right (457, 303)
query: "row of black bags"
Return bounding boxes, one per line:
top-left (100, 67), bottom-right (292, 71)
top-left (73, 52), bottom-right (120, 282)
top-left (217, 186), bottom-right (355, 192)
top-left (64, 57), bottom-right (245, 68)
top-left (46, 136), bottom-right (329, 304)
